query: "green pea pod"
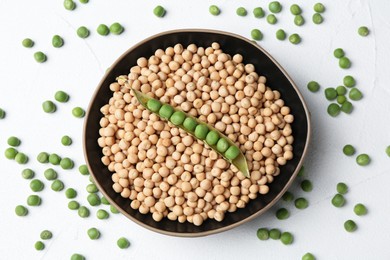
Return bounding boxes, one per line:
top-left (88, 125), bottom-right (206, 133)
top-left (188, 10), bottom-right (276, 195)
top-left (133, 89), bottom-right (250, 178)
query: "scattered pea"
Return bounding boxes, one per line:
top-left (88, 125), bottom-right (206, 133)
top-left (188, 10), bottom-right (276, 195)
top-left (65, 188), bottom-right (77, 199)
top-left (15, 152), bottom-right (28, 164)
top-left (71, 254), bottom-right (85, 260)
top-left (209, 5), bottom-right (220, 16)
top-left (216, 138), bottom-right (229, 153)
top-left (96, 209), bottom-right (109, 219)
top-left (68, 200), bottom-right (80, 210)
top-left (37, 152), bottom-right (49, 163)
top-left (251, 29), bottom-right (263, 41)
top-left (342, 144), bottom-right (355, 156)
top-left (30, 179), bottom-right (44, 192)
top-left (60, 157), bottom-right (74, 169)
top-left (87, 193), bottom-right (101, 206)
top-left (269, 1), bottom-right (282, 13)
top-left (49, 153), bottom-right (61, 165)
top-left (269, 228), bottom-right (281, 240)
top-left (302, 253), bottom-right (316, 260)
top-left (52, 35), bottom-right (64, 48)
top-left (110, 205), bottom-right (119, 214)
top-left (34, 51), bottom-right (47, 63)
top-left (354, 203), bottom-right (367, 216)
top-left (289, 33), bottom-right (301, 44)
top-left (5, 147), bottom-right (18, 160)
top-left (356, 154), bottom-right (370, 166)
top-left (7, 136), bottom-right (21, 147)
top-left (337, 182), bottom-right (348, 194)
top-left (290, 4), bottom-right (301, 15)
top-left (344, 219), bottom-right (357, 232)
top-left (267, 14), bottom-right (277, 24)
top-left (117, 237), bottom-right (130, 249)
top-left (341, 101), bottom-right (353, 114)
top-left (282, 191), bottom-right (294, 202)
top-left (64, 0), bottom-right (76, 10)
top-left (256, 228), bottom-right (269, 240)
top-left (301, 180), bottom-right (313, 192)
top-left (51, 180), bottom-right (64, 191)
top-left (97, 24), bottom-right (110, 36)
top-left (153, 5), bottom-right (166, 17)
top-left (77, 26), bottom-right (90, 38)
top-left (276, 208), bottom-right (289, 220)
top-left (276, 29), bottom-right (286, 40)
top-left (61, 135), bottom-right (72, 146)
top-left (40, 230), bottom-right (53, 240)
top-left (42, 101), bottom-right (56, 113)
top-left (253, 7), bottom-right (265, 18)
top-left (0, 108), bottom-right (5, 119)
top-left (327, 103), bottom-right (341, 117)
top-left (194, 124), bottom-right (209, 140)
top-left (110, 22), bottom-right (124, 35)
top-left (79, 0), bottom-right (88, 3)
top-left (86, 183), bottom-right (98, 193)
top-left (337, 96), bottom-right (346, 105)
top-left (101, 196), bottom-right (109, 205)
top-left (349, 88), bottom-right (363, 101)
top-left (358, 26), bottom-right (369, 37)
top-left (72, 107), bottom-right (85, 118)
top-left (44, 168), bottom-right (58, 180)
top-left (386, 146), bottom-right (390, 157)
top-left (294, 15), bottom-right (305, 26)
top-left (336, 86), bottom-right (347, 96)
top-left (334, 48), bottom-right (345, 58)
top-left (294, 197), bottom-right (309, 209)
top-left (15, 205), bottom-right (28, 216)
top-left (331, 194), bottom-right (345, 207)
top-left (339, 57), bottom-right (351, 69)
top-left (35, 241), bottom-right (45, 251)
top-left (312, 13), bottom-right (324, 24)
top-left (55, 90), bottom-right (69, 102)
top-left (79, 164), bottom-right (89, 175)
top-left (280, 232), bottom-right (293, 245)
top-left (78, 206), bottom-right (90, 218)
top-left (313, 3), bottom-right (325, 13)
top-left (225, 146), bottom-right (240, 160)
top-left (324, 88), bottom-right (337, 100)
top-left (27, 195), bottom-right (41, 206)
top-left (22, 168), bottom-right (35, 179)
top-left (343, 75), bottom-right (356, 88)
top-left (87, 227), bottom-right (100, 240)
top-left (298, 166), bottom-right (305, 177)
top-left (22, 38), bottom-right (34, 48)
top-left (236, 7), bottom-right (247, 16)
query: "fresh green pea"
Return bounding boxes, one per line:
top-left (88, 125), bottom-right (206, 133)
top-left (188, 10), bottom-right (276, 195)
top-left (147, 99), bottom-right (162, 112)
top-left (290, 4), bottom-right (301, 15)
top-left (386, 146), bottom-right (390, 157)
top-left (52, 35), bottom-right (64, 48)
top-left (40, 230), bottom-right (52, 240)
top-left (64, 0), bottom-right (76, 10)
top-left (97, 209), bottom-right (109, 219)
top-left (302, 253), bottom-right (316, 260)
top-left (87, 227), bottom-right (100, 240)
top-left (312, 13), bottom-right (324, 24)
top-left (337, 95), bottom-right (346, 104)
top-left (72, 107), bottom-right (85, 118)
top-left (300, 180), bottom-right (313, 192)
top-left (5, 147), bottom-right (18, 160)
top-left (324, 87), bottom-right (337, 100)
top-left (341, 101), bottom-right (353, 114)
top-left (159, 104), bottom-right (174, 119)
top-left (276, 29), bottom-right (286, 40)
top-left (194, 124), bottom-right (209, 140)
top-left (251, 29), bottom-right (263, 41)
top-left (280, 232), bottom-right (293, 245)
top-left (77, 26), bottom-right (89, 38)
top-left (170, 111), bottom-right (186, 125)
top-left (294, 197), bottom-right (309, 209)
top-left (27, 195), bottom-right (41, 206)
top-left (225, 146), bottom-right (240, 160)
top-left (22, 168), bottom-right (35, 179)
top-left (236, 7), bottom-right (247, 16)
top-left (313, 3), bottom-right (325, 13)
top-left (60, 157), bottom-right (74, 169)
top-left (35, 241), bottom-right (45, 251)
top-left (276, 208), bottom-right (289, 220)
top-left (331, 194), bottom-right (345, 207)
top-left (354, 203), bottom-right (367, 216)
top-left (110, 23), bottom-right (124, 35)
top-left (339, 57), bottom-right (351, 69)
top-left (358, 26), bottom-right (369, 37)
top-left (153, 5), bottom-right (166, 17)
top-left (61, 135), bottom-right (72, 146)
top-left (34, 51), bottom-right (47, 63)
top-left (349, 88), bottom-right (363, 101)
top-left (256, 228), bottom-right (269, 240)
top-left (79, 164), bottom-right (89, 175)
top-left (253, 7), bottom-right (265, 18)
top-left (267, 14), bottom-right (277, 24)
top-left (182, 117), bottom-right (197, 132)
top-left (42, 101), bottom-right (56, 113)
top-left (71, 254), bottom-right (85, 260)
top-left (0, 108), bottom-right (5, 119)
top-left (269, 1), bottom-right (282, 13)
top-left (79, 0), bottom-right (88, 3)
top-left (337, 182), bottom-right (348, 194)
top-left (87, 193), bottom-right (101, 206)
top-left (205, 131), bottom-right (219, 146)
top-left (44, 168), bottom-right (58, 180)
top-left (15, 205), bottom-right (28, 216)
top-left (7, 136), bottom-right (21, 147)
top-left (110, 205), bottom-right (119, 214)
top-left (51, 180), bottom-right (64, 191)
top-left (294, 15), bottom-right (305, 26)
top-left (282, 191), bottom-right (294, 202)
top-left (344, 219), bottom-right (357, 232)
top-left (55, 91), bottom-right (69, 103)
top-left (65, 188), bottom-right (77, 199)
top-left (22, 38), bottom-right (34, 48)
top-left (209, 5), bottom-right (220, 16)
top-left (334, 48), bottom-right (345, 58)
top-left (298, 166), bottom-right (305, 177)
top-left (101, 196), bottom-right (110, 205)
top-left (15, 152), bottom-right (28, 164)
top-left (49, 153), bottom-right (61, 165)
top-left (86, 183), bottom-right (98, 193)
top-left (342, 144), bottom-right (355, 156)
top-left (336, 85), bottom-right (347, 96)
top-left (117, 237), bottom-right (130, 249)
top-left (327, 103), bottom-right (341, 117)
top-left (89, 175), bottom-right (94, 183)
top-left (68, 200), bottom-right (80, 210)
top-left (216, 138), bottom-right (229, 153)
top-left (269, 228), bottom-right (281, 240)
top-left (97, 24), bottom-right (109, 36)
top-left (78, 206), bottom-right (90, 218)
top-left (289, 33), bottom-right (301, 44)
top-left (356, 154), bottom-right (370, 166)
top-left (343, 75), bottom-right (356, 88)
top-left (30, 179), bottom-right (44, 192)
top-left (37, 152), bottom-right (49, 163)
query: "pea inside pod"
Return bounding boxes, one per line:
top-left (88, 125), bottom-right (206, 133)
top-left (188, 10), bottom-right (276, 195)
top-left (133, 89), bottom-right (250, 178)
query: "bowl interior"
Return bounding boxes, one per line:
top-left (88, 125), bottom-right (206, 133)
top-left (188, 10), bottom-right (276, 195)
top-left (84, 29), bottom-right (310, 237)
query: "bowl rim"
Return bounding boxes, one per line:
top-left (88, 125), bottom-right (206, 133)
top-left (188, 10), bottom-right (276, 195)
top-left (83, 28), bottom-right (311, 237)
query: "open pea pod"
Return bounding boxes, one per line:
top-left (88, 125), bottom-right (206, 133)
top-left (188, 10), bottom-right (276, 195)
top-left (133, 89), bottom-right (250, 178)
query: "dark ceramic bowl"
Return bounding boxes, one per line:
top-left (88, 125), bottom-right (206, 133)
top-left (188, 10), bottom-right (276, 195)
top-left (83, 29), bottom-right (311, 237)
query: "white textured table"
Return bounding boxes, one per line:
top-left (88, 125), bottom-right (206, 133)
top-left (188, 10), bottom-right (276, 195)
top-left (1, 1), bottom-right (390, 259)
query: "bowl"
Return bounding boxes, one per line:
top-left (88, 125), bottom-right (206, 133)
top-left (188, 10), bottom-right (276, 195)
top-left (83, 29), bottom-right (311, 237)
